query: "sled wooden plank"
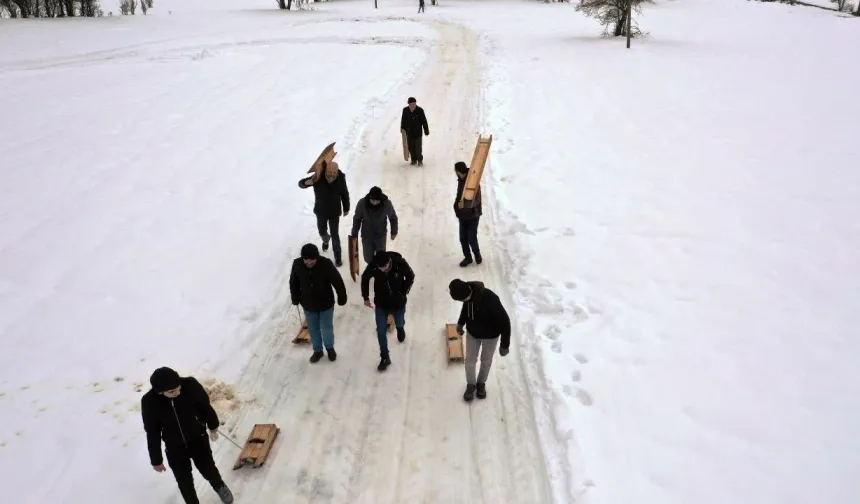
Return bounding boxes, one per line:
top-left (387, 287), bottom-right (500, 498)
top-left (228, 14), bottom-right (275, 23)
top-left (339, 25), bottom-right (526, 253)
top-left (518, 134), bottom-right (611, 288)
top-left (445, 324), bottom-right (465, 362)
top-left (233, 423), bottom-right (279, 470)
top-left (292, 324), bottom-right (310, 344)
top-left (400, 129), bottom-right (409, 161)
top-left (308, 141), bottom-right (337, 180)
top-left (461, 135), bottom-right (492, 206)
top-left (348, 236), bottom-right (360, 282)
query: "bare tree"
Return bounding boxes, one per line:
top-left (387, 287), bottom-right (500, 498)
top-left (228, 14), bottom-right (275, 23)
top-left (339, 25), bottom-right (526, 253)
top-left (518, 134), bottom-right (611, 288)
top-left (575, 0), bottom-right (652, 37)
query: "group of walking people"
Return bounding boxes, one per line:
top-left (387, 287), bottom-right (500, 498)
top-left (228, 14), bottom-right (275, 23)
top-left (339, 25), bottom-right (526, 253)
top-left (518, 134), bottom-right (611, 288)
top-left (140, 97), bottom-right (510, 504)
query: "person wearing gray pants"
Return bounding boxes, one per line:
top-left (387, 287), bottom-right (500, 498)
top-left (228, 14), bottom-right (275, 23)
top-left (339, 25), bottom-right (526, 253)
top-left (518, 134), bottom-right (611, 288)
top-left (350, 186), bottom-right (399, 265)
top-left (448, 278), bottom-right (511, 402)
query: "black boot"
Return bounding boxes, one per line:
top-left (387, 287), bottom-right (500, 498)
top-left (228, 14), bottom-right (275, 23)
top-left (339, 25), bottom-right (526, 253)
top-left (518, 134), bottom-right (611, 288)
top-left (322, 239), bottom-right (329, 252)
top-left (463, 384), bottom-right (476, 402)
top-left (377, 354), bottom-right (391, 372)
top-left (475, 255), bottom-right (482, 265)
top-left (335, 257), bottom-right (343, 267)
top-left (326, 347), bottom-right (337, 361)
top-left (476, 382), bottom-right (487, 399)
top-left (309, 351), bottom-right (324, 363)
top-left (459, 257), bottom-right (473, 267)
top-left (396, 327), bottom-right (406, 343)
top-left (216, 485), bottom-right (234, 504)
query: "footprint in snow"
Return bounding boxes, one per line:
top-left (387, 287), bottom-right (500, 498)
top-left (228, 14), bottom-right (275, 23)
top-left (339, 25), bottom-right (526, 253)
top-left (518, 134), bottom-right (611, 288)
top-left (571, 370), bottom-right (582, 382)
top-left (551, 341), bottom-right (562, 353)
top-left (564, 281), bottom-right (577, 290)
top-left (575, 389), bottom-right (594, 407)
top-left (543, 324), bottom-right (561, 341)
top-left (574, 353), bottom-right (588, 364)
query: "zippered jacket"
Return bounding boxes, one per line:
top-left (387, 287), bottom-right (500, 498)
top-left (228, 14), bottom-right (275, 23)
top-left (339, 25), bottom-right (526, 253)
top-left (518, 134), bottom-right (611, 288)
top-left (141, 376), bottom-right (219, 465)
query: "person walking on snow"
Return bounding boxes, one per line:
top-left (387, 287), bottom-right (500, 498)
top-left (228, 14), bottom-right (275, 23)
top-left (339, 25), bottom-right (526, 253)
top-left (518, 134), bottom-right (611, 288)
top-left (448, 279), bottom-right (511, 402)
top-left (400, 96), bottom-right (429, 165)
top-left (350, 186), bottom-right (399, 265)
top-left (453, 161), bottom-right (483, 267)
top-left (141, 367), bottom-right (234, 504)
top-left (298, 160), bottom-right (350, 267)
top-left (418, 0), bottom-right (425, 13)
top-left (289, 243), bottom-right (348, 363)
top-left (361, 250), bottom-right (415, 372)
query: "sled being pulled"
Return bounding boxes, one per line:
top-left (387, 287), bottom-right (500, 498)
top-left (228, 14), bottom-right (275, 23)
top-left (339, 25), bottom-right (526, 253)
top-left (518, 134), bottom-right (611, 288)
top-left (233, 423), bottom-right (279, 470)
top-left (308, 142), bottom-right (337, 180)
top-left (445, 324), bottom-right (465, 363)
top-left (458, 134), bottom-right (492, 210)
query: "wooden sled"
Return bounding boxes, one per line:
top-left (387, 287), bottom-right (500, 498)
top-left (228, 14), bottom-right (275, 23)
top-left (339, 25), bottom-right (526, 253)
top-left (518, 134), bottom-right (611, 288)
top-left (400, 129), bottom-right (409, 162)
top-left (308, 142), bottom-right (337, 180)
top-left (348, 236), bottom-right (360, 282)
top-left (292, 310), bottom-right (310, 344)
top-left (233, 423), bottom-right (279, 470)
top-left (459, 135), bottom-right (493, 209)
top-left (445, 324), bottom-right (465, 362)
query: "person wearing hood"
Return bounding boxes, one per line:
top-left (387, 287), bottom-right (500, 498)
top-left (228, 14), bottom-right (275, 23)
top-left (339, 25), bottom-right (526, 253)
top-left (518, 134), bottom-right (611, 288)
top-left (289, 243), bottom-right (348, 363)
top-left (298, 160), bottom-right (350, 267)
top-left (350, 186), bottom-right (399, 265)
top-left (453, 161), bottom-right (483, 267)
top-left (361, 250), bottom-right (415, 371)
top-left (400, 96), bottom-right (429, 166)
top-left (448, 279), bottom-right (511, 402)
top-left (141, 367), bottom-right (234, 504)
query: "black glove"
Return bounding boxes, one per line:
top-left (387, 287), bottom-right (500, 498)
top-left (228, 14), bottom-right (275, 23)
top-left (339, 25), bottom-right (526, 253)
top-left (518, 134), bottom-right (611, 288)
top-left (291, 298), bottom-right (299, 306)
top-left (499, 347), bottom-right (509, 357)
top-left (337, 296), bottom-right (347, 306)
top-left (456, 324), bottom-right (464, 336)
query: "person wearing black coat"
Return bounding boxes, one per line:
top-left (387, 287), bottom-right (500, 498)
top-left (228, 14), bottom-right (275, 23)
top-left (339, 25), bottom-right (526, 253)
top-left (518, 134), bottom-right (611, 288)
top-left (453, 161), bottom-right (482, 267)
top-left (361, 251), bottom-right (415, 371)
top-left (448, 279), bottom-right (511, 402)
top-left (298, 160), bottom-right (350, 267)
top-left (141, 367), bottom-right (234, 504)
top-left (400, 96), bottom-right (429, 166)
top-left (289, 243), bottom-right (348, 363)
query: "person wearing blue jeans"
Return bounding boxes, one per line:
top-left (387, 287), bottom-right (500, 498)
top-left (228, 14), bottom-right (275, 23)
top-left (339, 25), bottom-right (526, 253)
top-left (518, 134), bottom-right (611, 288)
top-left (289, 243), bottom-right (347, 363)
top-left (361, 250), bottom-right (415, 372)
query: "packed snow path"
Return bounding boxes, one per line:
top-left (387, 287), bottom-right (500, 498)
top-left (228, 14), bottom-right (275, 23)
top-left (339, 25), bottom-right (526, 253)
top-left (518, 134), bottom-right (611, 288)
top-left (210, 20), bottom-right (553, 504)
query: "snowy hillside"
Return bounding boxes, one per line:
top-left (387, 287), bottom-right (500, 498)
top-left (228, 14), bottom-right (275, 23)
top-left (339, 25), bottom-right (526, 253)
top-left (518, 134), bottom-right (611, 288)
top-left (1, 0), bottom-right (858, 503)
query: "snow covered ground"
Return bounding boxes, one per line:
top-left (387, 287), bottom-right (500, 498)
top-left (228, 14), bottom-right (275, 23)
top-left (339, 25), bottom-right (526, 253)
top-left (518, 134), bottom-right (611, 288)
top-left (1, 0), bottom-right (859, 503)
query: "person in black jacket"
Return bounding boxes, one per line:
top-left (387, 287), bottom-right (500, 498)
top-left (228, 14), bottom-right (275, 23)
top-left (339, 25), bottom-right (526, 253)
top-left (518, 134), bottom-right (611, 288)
top-left (448, 279), bottom-right (511, 402)
top-left (289, 243), bottom-right (348, 363)
top-left (400, 96), bottom-right (429, 166)
top-left (361, 251), bottom-right (415, 371)
top-left (141, 367), bottom-right (234, 504)
top-left (453, 161), bottom-right (482, 267)
top-left (298, 160), bottom-right (350, 267)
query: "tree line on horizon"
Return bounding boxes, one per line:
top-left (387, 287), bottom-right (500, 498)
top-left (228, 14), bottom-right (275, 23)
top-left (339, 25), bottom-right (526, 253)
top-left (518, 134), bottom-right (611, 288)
top-left (0, 0), bottom-right (153, 17)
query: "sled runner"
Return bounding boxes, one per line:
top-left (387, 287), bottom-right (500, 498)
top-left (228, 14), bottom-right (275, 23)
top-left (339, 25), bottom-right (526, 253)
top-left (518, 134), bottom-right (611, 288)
top-left (400, 129), bottom-right (409, 162)
top-left (232, 423), bottom-right (279, 470)
top-left (348, 236), bottom-right (360, 282)
top-left (445, 324), bottom-right (465, 362)
top-left (308, 141), bottom-right (337, 180)
top-left (459, 134), bottom-right (492, 209)
top-left (292, 308), bottom-right (310, 344)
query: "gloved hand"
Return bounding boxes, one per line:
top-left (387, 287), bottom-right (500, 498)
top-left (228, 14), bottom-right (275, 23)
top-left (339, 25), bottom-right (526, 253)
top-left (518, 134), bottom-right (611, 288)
top-left (499, 347), bottom-right (509, 357)
top-left (456, 325), bottom-right (464, 336)
top-left (337, 296), bottom-right (347, 306)
top-left (291, 298), bottom-right (299, 306)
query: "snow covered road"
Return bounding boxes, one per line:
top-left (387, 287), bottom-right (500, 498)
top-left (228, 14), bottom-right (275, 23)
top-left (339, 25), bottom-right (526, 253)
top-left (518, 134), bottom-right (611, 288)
top-left (206, 18), bottom-right (552, 504)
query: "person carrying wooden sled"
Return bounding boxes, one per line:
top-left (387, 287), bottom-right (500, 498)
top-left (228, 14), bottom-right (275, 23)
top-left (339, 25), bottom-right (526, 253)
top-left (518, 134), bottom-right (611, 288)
top-left (350, 186), bottom-right (399, 264)
top-left (298, 160), bottom-right (350, 267)
top-left (141, 367), bottom-right (234, 504)
top-left (448, 279), bottom-right (511, 402)
top-left (400, 96), bottom-right (429, 165)
top-left (453, 161), bottom-right (483, 267)
top-left (361, 251), bottom-right (415, 371)
top-left (289, 243), bottom-right (348, 363)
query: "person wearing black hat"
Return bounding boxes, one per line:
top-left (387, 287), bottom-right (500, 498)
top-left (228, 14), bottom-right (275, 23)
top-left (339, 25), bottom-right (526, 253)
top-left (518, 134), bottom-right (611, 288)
top-left (400, 96), bottom-right (429, 166)
top-left (361, 250), bottom-right (415, 371)
top-left (448, 279), bottom-right (511, 402)
top-left (453, 161), bottom-right (483, 267)
top-left (289, 243), bottom-right (348, 363)
top-left (141, 367), bottom-right (234, 504)
top-left (298, 159), bottom-right (351, 267)
top-left (350, 186), bottom-right (399, 265)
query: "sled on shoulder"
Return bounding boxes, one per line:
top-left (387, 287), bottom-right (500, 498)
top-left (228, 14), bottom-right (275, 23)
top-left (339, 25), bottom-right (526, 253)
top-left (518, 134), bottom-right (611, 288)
top-left (233, 423), bottom-right (279, 470)
top-left (348, 236), bottom-right (360, 282)
top-left (400, 129), bottom-right (409, 162)
top-left (444, 324), bottom-right (465, 363)
top-left (458, 134), bottom-right (492, 210)
top-left (308, 142), bottom-right (337, 180)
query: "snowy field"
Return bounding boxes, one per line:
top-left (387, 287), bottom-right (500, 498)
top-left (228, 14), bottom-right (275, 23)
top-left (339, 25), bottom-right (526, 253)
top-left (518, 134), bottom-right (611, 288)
top-left (1, 0), bottom-right (859, 503)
